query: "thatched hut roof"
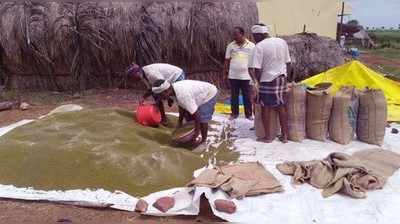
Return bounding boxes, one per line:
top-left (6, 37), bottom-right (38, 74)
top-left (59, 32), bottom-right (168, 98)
top-left (0, 0), bottom-right (258, 90)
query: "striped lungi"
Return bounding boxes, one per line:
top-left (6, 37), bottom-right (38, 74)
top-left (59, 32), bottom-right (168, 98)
top-left (259, 75), bottom-right (288, 107)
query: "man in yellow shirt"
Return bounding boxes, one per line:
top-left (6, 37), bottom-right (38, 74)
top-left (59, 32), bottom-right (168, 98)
top-left (223, 27), bottom-right (255, 120)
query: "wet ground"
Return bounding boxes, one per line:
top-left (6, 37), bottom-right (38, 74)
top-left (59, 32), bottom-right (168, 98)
top-left (0, 108), bottom-right (238, 197)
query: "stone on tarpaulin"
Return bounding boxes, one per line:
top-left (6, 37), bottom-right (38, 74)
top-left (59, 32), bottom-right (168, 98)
top-left (135, 199), bottom-right (148, 213)
top-left (214, 199), bottom-right (236, 214)
top-left (153, 197), bottom-right (175, 213)
top-left (20, 102), bottom-right (30, 110)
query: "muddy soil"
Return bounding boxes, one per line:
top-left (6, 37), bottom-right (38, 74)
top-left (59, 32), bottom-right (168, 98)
top-left (0, 197), bottom-right (224, 224)
top-left (360, 52), bottom-right (400, 68)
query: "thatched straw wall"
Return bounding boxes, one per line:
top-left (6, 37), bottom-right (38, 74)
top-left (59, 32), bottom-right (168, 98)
top-left (0, 0), bottom-right (258, 90)
top-left (0, 1), bottom-right (344, 91)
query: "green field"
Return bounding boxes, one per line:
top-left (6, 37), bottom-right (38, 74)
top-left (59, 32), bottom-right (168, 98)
top-left (369, 31), bottom-right (400, 48)
top-left (367, 48), bottom-right (400, 60)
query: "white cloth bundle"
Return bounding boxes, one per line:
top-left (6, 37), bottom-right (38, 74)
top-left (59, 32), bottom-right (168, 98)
top-left (251, 25), bottom-right (269, 34)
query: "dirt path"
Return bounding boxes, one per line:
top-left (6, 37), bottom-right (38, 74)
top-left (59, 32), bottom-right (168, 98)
top-left (0, 90), bottom-right (142, 126)
top-left (360, 52), bottom-right (400, 68)
top-left (0, 198), bottom-right (223, 224)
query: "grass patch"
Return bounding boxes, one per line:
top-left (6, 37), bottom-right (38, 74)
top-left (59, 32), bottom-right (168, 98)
top-left (367, 63), bottom-right (400, 80)
top-left (367, 48), bottom-right (400, 60)
top-left (370, 31), bottom-right (400, 43)
top-left (369, 31), bottom-right (400, 49)
top-left (380, 65), bottom-right (400, 79)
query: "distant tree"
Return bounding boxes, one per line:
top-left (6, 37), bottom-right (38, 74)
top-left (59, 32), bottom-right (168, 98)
top-left (366, 26), bottom-right (369, 30)
top-left (347, 20), bottom-right (359, 26)
top-left (381, 26), bottom-right (385, 30)
top-left (390, 27), bottom-right (394, 30)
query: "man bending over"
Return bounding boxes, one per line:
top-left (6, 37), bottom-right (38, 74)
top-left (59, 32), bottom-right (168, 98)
top-left (152, 79), bottom-right (218, 149)
top-left (127, 63), bottom-right (185, 125)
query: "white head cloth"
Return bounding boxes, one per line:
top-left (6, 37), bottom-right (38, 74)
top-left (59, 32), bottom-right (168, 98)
top-left (152, 80), bottom-right (171, 94)
top-left (251, 25), bottom-right (269, 34)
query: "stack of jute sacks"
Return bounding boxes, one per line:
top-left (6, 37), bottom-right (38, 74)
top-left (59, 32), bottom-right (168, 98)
top-left (255, 83), bottom-right (388, 146)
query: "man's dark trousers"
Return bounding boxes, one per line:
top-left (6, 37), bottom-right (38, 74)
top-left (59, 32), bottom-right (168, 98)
top-left (229, 79), bottom-right (252, 118)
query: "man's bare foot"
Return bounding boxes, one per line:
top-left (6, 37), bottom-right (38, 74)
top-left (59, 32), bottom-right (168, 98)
top-left (257, 137), bottom-right (273, 143)
top-left (229, 115), bottom-right (239, 121)
top-left (246, 116), bottom-right (254, 121)
top-left (279, 135), bottom-right (288, 143)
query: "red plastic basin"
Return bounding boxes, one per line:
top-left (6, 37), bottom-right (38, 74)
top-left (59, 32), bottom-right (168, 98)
top-left (136, 104), bottom-right (162, 127)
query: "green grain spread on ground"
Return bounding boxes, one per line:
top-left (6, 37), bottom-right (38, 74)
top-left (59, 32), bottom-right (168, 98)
top-left (0, 108), bottom-right (238, 196)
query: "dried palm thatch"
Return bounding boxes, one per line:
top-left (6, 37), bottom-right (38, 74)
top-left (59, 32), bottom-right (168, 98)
top-left (0, 0), bottom-right (258, 91)
top-left (0, 1), bottom-right (344, 91)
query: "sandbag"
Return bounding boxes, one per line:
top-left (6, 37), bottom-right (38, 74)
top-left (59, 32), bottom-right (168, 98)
top-left (357, 89), bottom-right (387, 146)
top-left (286, 83), bottom-right (306, 142)
top-left (329, 87), bottom-right (359, 145)
top-left (255, 104), bottom-right (280, 140)
top-left (306, 88), bottom-right (333, 141)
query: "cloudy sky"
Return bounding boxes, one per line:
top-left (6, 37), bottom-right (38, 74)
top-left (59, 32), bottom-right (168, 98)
top-left (346, 0), bottom-right (399, 29)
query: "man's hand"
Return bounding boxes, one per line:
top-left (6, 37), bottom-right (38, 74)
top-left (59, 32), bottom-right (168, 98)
top-left (161, 117), bottom-right (169, 127)
top-left (141, 90), bottom-right (152, 104)
top-left (191, 132), bottom-right (200, 145)
top-left (139, 97), bottom-right (145, 105)
top-left (223, 59), bottom-right (230, 87)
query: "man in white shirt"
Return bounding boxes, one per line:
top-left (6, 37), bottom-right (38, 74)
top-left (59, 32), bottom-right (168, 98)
top-left (248, 24), bottom-right (292, 143)
top-left (127, 63), bottom-right (185, 125)
top-left (152, 79), bottom-right (218, 149)
top-left (223, 27), bottom-right (255, 120)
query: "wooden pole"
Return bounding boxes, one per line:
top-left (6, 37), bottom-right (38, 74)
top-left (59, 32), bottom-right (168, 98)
top-left (338, 1), bottom-right (345, 42)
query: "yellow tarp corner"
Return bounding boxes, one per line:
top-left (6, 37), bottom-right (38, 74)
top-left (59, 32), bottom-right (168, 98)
top-left (215, 103), bottom-right (244, 114)
top-left (302, 60), bottom-right (400, 121)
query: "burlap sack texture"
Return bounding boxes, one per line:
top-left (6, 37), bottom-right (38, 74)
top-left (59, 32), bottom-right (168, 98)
top-left (276, 149), bottom-right (400, 199)
top-left (187, 162), bottom-right (283, 199)
top-left (255, 104), bottom-right (281, 140)
top-left (329, 86), bottom-right (359, 145)
top-left (286, 83), bottom-right (306, 142)
top-left (306, 85), bottom-right (333, 141)
top-left (357, 89), bottom-right (387, 146)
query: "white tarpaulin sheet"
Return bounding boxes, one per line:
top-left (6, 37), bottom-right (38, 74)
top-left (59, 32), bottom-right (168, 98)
top-left (1, 105), bottom-right (400, 223)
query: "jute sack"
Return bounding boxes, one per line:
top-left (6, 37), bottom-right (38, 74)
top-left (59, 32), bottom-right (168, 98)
top-left (287, 83), bottom-right (306, 142)
top-left (255, 104), bottom-right (280, 140)
top-left (329, 86), bottom-right (359, 145)
top-left (357, 89), bottom-right (387, 146)
top-left (306, 88), bottom-right (333, 141)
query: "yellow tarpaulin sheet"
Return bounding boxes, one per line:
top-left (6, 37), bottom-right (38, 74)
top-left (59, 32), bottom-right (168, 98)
top-left (215, 103), bottom-right (244, 114)
top-left (302, 60), bottom-right (400, 121)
